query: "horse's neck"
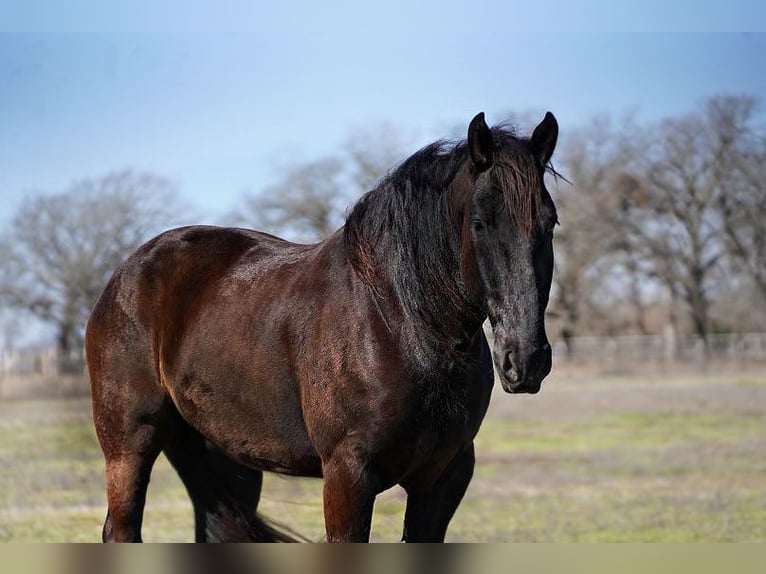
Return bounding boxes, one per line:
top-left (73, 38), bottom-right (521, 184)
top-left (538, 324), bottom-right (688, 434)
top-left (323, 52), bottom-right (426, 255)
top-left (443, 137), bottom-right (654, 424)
top-left (383, 192), bottom-right (485, 364)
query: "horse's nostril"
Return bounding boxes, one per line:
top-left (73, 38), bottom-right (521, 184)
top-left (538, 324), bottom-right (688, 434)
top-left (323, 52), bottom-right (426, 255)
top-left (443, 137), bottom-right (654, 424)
top-left (502, 352), bottom-right (514, 373)
top-left (502, 351), bottom-right (521, 382)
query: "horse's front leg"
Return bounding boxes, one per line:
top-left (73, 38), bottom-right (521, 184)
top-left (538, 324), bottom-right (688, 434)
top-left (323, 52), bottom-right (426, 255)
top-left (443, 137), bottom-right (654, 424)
top-left (322, 454), bottom-right (377, 542)
top-left (400, 443), bottom-right (475, 542)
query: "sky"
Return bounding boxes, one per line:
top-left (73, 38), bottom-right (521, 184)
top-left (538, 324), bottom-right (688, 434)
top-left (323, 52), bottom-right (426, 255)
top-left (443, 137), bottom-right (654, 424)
top-left (1, 3), bottom-right (765, 344)
top-left (1, 3), bottom-right (766, 227)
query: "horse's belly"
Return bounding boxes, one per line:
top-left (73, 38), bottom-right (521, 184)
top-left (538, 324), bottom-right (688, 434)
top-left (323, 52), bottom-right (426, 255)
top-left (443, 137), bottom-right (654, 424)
top-left (168, 373), bottom-right (323, 477)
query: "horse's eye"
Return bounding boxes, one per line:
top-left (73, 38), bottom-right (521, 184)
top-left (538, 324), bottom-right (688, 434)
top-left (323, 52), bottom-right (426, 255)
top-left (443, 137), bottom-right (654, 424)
top-left (471, 220), bottom-right (485, 232)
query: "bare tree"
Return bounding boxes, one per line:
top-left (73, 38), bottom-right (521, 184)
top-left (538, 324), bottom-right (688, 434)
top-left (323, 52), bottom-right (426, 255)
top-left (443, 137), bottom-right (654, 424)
top-left (0, 170), bottom-right (185, 364)
top-left (343, 123), bottom-right (411, 192)
top-left (708, 95), bottom-right (766, 298)
top-left (552, 116), bottom-right (642, 342)
top-left (232, 157), bottom-right (347, 242)
top-left (616, 111), bottom-right (729, 343)
top-left (232, 125), bottom-right (413, 243)
top-left (536, 98), bottom-right (766, 342)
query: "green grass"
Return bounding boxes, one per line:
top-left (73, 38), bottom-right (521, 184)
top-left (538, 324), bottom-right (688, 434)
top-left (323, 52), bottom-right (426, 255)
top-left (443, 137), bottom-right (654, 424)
top-left (447, 490), bottom-right (766, 542)
top-left (1, 370), bottom-right (765, 542)
top-left (475, 411), bottom-right (765, 454)
top-left (734, 377), bottom-right (766, 387)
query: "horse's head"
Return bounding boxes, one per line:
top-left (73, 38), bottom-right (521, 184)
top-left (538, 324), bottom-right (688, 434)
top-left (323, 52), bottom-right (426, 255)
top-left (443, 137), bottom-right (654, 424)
top-left (464, 112), bottom-right (558, 394)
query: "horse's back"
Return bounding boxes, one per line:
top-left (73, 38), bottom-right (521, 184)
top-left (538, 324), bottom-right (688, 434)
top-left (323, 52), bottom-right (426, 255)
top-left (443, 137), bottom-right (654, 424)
top-left (88, 225), bottom-right (295, 356)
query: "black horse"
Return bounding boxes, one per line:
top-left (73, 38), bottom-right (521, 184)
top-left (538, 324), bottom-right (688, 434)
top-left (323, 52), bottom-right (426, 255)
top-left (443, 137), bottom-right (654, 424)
top-left (86, 111), bottom-right (559, 542)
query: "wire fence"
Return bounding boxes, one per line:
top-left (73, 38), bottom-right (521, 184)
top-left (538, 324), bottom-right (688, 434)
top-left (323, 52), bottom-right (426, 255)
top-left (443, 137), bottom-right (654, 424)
top-left (0, 347), bottom-right (87, 399)
top-left (1, 347), bottom-right (85, 378)
top-left (2, 332), bottom-right (766, 398)
top-left (552, 332), bottom-right (766, 367)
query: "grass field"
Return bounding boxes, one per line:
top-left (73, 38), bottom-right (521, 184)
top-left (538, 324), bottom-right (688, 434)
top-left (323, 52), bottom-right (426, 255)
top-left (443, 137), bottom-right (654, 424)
top-left (1, 368), bottom-right (765, 542)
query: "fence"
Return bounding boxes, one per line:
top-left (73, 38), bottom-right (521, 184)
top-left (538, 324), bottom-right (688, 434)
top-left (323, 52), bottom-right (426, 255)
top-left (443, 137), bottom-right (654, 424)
top-left (1, 347), bottom-right (87, 399)
top-left (551, 331), bottom-right (766, 368)
top-left (2, 332), bottom-right (766, 398)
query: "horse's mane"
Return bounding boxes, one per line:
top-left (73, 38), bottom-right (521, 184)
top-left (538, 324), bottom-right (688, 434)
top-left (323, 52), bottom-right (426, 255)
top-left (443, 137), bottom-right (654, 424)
top-left (342, 125), bottom-right (544, 363)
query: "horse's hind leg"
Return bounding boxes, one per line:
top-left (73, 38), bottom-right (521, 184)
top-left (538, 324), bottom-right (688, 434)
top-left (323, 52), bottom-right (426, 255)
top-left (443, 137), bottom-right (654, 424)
top-left (162, 411), bottom-right (272, 542)
top-left (101, 446), bottom-right (163, 542)
top-left (88, 311), bottom-right (170, 543)
top-left (92, 373), bottom-right (168, 543)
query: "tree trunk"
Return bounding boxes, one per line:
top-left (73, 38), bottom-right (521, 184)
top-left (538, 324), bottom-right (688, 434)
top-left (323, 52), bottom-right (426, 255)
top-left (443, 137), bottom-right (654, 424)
top-left (686, 286), bottom-right (711, 352)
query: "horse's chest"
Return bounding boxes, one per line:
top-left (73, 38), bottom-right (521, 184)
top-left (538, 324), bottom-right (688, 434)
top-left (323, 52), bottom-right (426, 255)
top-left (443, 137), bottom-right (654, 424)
top-left (392, 374), bottom-right (490, 467)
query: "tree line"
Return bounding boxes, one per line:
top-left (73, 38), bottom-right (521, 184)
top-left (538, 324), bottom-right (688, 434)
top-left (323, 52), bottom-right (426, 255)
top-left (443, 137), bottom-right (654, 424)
top-left (553, 95), bottom-right (765, 346)
top-left (1, 95), bottom-right (763, 358)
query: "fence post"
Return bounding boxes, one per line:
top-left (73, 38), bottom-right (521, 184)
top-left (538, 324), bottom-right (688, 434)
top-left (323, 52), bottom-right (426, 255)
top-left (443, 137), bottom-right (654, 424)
top-left (663, 324), bottom-right (677, 365)
top-left (40, 347), bottom-right (57, 378)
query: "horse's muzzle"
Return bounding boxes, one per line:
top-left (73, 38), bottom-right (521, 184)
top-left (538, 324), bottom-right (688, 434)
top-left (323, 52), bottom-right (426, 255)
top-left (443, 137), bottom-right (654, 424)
top-left (496, 344), bottom-right (552, 394)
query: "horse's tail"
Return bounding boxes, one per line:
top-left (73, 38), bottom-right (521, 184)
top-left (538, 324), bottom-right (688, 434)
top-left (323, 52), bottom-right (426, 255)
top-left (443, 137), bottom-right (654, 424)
top-left (250, 512), bottom-right (308, 543)
top-left (205, 507), bottom-right (309, 542)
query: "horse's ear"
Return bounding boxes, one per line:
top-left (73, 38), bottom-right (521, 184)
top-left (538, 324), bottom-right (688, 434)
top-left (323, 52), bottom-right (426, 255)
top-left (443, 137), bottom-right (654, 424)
top-left (468, 112), bottom-right (494, 172)
top-left (529, 111), bottom-right (558, 166)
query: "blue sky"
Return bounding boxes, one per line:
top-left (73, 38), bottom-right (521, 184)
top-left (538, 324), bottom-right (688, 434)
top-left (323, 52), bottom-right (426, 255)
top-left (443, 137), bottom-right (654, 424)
top-left (0, 4), bottom-right (765, 345)
top-left (1, 5), bottom-right (765, 228)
